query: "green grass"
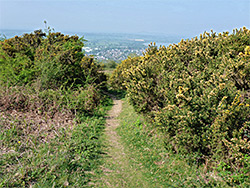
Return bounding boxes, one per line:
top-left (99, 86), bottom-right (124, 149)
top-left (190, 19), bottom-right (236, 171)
top-left (94, 99), bottom-right (152, 187)
top-left (0, 82), bottom-right (112, 187)
top-left (0, 30), bottom-right (114, 187)
top-left (0, 113), bottom-right (108, 187)
top-left (116, 98), bottom-right (240, 187)
top-left (103, 68), bottom-right (115, 76)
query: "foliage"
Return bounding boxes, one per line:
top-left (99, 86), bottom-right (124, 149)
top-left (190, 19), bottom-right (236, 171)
top-left (0, 30), bottom-right (106, 90)
top-left (117, 98), bottom-right (235, 187)
top-left (111, 27), bottom-right (250, 181)
top-left (103, 60), bottom-right (118, 69)
top-left (0, 112), bottom-right (106, 187)
top-left (109, 56), bottom-right (141, 90)
top-left (0, 30), bottom-right (111, 187)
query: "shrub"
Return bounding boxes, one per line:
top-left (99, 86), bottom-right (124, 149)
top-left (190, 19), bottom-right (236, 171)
top-left (109, 56), bottom-right (141, 90)
top-left (104, 60), bottom-right (118, 69)
top-left (111, 28), bottom-right (250, 174)
top-left (0, 30), bottom-right (110, 187)
top-left (0, 30), bottom-right (107, 90)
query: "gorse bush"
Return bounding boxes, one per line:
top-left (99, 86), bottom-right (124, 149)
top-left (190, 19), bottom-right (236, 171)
top-left (110, 27), bottom-right (250, 182)
top-left (0, 30), bottom-right (110, 187)
top-left (109, 56), bottom-right (141, 90)
top-left (0, 30), bottom-right (106, 90)
top-left (0, 29), bottom-right (108, 114)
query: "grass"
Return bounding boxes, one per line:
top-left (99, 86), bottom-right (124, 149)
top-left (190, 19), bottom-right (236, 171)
top-left (0, 31), bottom-right (114, 187)
top-left (0, 116), bottom-right (106, 187)
top-left (116, 98), bottom-right (238, 187)
top-left (102, 68), bottom-right (115, 76)
top-left (94, 99), bottom-right (153, 188)
top-left (1, 83), bottom-right (248, 187)
top-left (96, 130), bottom-right (152, 188)
top-left (0, 83), bottom-right (112, 187)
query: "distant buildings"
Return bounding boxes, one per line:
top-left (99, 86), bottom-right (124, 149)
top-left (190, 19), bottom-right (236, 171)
top-left (84, 46), bottom-right (144, 61)
top-left (82, 47), bottom-right (92, 53)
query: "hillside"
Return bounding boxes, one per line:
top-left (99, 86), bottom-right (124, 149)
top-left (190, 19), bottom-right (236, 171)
top-left (1, 27), bottom-right (250, 187)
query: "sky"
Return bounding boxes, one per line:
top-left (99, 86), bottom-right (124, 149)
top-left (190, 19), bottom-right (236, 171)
top-left (0, 0), bottom-right (250, 37)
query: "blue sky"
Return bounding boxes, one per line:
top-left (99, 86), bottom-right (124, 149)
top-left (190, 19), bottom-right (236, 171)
top-left (0, 0), bottom-right (249, 37)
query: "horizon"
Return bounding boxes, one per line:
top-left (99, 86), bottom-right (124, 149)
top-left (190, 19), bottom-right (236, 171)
top-left (1, 26), bottom-right (249, 42)
top-left (0, 28), bottom-right (186, 44)
top-left (1, 0), bottom-right (249, 39)
top-left (0, 27), bottom-right (185, 37)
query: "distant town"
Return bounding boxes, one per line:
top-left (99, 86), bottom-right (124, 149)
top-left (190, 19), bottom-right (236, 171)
top-left (82, 44), bottom-right (145, 61)
top-left (81, 32), bottom-right (182, 62)
top-left (0, 29), bottom-right (183, 62)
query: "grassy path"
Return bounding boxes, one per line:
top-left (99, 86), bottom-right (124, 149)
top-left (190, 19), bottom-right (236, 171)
top-left (95, 97), bottom-right (150, 188)
top-left (94, 97), bottom-right (228, 188)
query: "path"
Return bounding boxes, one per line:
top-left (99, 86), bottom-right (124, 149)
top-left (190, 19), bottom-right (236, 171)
top-left (95, 97), bottom-right (150, 188)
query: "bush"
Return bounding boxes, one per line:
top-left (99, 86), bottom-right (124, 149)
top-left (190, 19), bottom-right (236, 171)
top-left (0, 30), bottom-right (107, 90)
top-left (111, 27), bottom-right (250, 177)
top-left (109, 56), bottom-right (141, 90)
top-left (104, 60), bottom-right (118, 69)
top-left (0, 30), bottom-right (111, 187)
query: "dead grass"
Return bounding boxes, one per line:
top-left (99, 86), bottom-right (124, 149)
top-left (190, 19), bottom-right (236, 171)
top-left (0, 83), bottom-right (76, 155)
top-left (0, 110), bottom-right (75, 154)
top-left (0, 83), bottom-right (109, 187)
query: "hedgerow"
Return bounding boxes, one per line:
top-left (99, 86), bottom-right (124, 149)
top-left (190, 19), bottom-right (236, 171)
top-left (110, 27), bottom-right (250, 184)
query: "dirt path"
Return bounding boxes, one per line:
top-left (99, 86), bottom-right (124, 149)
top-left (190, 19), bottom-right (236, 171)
top-left (95, 97), bottom-right (150, 188)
